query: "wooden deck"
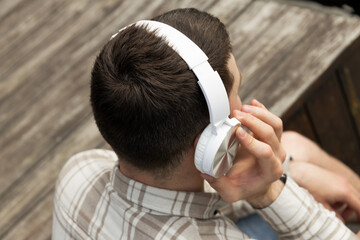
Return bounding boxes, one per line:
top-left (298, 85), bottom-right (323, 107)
top-left (1, 0), bottom-right (360, 239)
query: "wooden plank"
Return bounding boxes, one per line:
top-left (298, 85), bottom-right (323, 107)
top-left (306, 73), bottom-right (360, 173)
top-left (228, 1), bottom-right (360, 117)
top-left (0, 0), bottom-right (215, 122)
top-left (344, 50), bottom-right (360, 95)
top-left (2, 191), bottom-right (54, 240)
top-left (0, 0), bottom-right (92, 100)
top-left (207, 0), bottom-right (253, 25)
top-left (0, 116), bottom-right (106, 238)
top-left (229, 0), bottom-right (289, 64)
top-left (284, 108), bottom-right (318, 143)
top-left (0, 0), bottom-right (218, 195)
top-left (337, 49), bottom-right (360, 137)
top-left (0, 0), bottom-right (32, 23)
top-left (0, 65), bottom-right (92, 194)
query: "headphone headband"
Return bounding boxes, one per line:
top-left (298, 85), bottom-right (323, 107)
top-left (111, 20), bottom-right (230, 131)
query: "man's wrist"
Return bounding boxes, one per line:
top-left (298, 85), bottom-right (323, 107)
top-left (247, 180), bottom-right (285, 209)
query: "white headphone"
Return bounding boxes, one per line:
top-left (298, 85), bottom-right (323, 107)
top-left (111, 20), bottom-right (241, 178)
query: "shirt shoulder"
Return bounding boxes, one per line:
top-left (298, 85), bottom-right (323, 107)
top-left (55, 149), bottom-right (117, 200)
top-left (52, 149), bottom-right (118, 239)
top-left (58, 149), bottom-right (117, 178)
top-left (52, 150), bottom-right (252, 240)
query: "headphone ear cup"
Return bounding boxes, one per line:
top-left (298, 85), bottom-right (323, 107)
top-left (194, 124), bottom-right (212, 174)
top-left (195, 118), bottom-right (241, 177)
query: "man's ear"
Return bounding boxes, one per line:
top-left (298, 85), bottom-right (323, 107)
top-left (194, 134), bottom-right (201, 148)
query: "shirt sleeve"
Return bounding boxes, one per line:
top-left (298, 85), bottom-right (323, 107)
top-left (256, 177), bottom-right (359, 240)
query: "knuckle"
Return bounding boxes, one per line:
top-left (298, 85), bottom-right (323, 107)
top-left (243, 112), bottom-right (253, 122)
top-left (279, 149), bottom-right (287, 163)
top-left (332, 175), bottom-right (351, 197)
top-left (245, 133), bottom-right (255, 147)
top-left (275, 118), bottom-right (283, 131)
top-left (262, 145), bottom-right (273, 158)
top-left (237, 113), bottom-right (250, 125)
top-left (340, 185), bottom-right (351, 198)
top-left (263, 126), bottom-right (275, 140)
top-left (275, 165), bottom-right (284, 179)
top-left (268, 167), bottom-right (283, 182)
top-left (336, 175), bottom-right (347, 186)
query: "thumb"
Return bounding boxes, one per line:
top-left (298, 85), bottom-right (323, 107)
top-left (201, 173), bottom-right (239, 203)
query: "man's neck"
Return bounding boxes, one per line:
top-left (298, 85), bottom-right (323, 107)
top-left (119, 153), bottom-right (204, 192)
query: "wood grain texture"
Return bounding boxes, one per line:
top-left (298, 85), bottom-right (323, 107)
top-left (307, 73), bottom-right (360, 172)
top-left (338, 49), bottom-right (360, 137)
top-left (0, 0), bottom-right (359, 238)
top-left (284, 108), bottom-right (318, 142)
top-left (230, 1), bottom-right (360, 116)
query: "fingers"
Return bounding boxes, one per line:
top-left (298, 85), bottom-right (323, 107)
top-left (241, 99), bottom-right (283, 140)
top-left (234, 126), bottom-right (283, 181)
top-left (201, 173), bottom-right (242, 203)
top-left (234, 110), bottom-right (286, 163)
top-left (296, 162), bottom-right (360, 222)
top-left (236, 127), bottom-right (271, 160)
top-left (235, 111), bottom-right (278, 148)
top-left (341, 186), bottom-right (360, 222)
top-left (204, 99), bottom-right (285, 204)
top-left (251, 99), bottom-right (266, 109)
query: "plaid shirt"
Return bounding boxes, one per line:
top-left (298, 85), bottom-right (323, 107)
top-left (52, 149), bottom-right (357, 239)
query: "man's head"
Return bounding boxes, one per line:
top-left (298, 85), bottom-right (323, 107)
top-left (90, 8), bottom-right (238, 177)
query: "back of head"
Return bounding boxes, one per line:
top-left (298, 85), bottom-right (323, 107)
top-left (90, 8), bottom-right (232, 177)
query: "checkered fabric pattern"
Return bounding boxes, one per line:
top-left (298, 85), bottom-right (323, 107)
top-left (52, 149), bottom-right (357, 239)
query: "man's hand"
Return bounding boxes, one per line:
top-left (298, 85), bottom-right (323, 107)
top-left (201, 100), bottom-right (287, 208)
top-left (290, 161), bottom-right (360, 222)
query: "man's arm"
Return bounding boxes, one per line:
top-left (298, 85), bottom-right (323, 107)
top-left (282, 131), bottom-right (360, 223)
top-left (202, 100), bottom-right (359, 239)
top-left (256, 176), bottom-right (358, 239)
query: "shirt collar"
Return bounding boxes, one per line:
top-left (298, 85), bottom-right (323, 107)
top-left (110, 162), bottom-right (227, 219)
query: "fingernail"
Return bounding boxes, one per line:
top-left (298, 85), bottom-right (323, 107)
top-left (201, 174), bottom-right (214, 183)
top-left (252, 99), bottom-right (260, 105)
top-left (252, 99), bottom-right (265, 108)
top-left (237, 127), bottom-right (246, 138)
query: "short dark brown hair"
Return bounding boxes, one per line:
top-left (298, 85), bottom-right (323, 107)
top-left (90, 8), bottom-right (233, 176)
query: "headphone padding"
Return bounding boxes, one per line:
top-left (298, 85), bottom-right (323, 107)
top-left (194, 124), bottom-right (213, 174)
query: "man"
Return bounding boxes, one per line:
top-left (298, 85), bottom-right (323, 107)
top-left (52, 8), bottom-right (360, 239)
